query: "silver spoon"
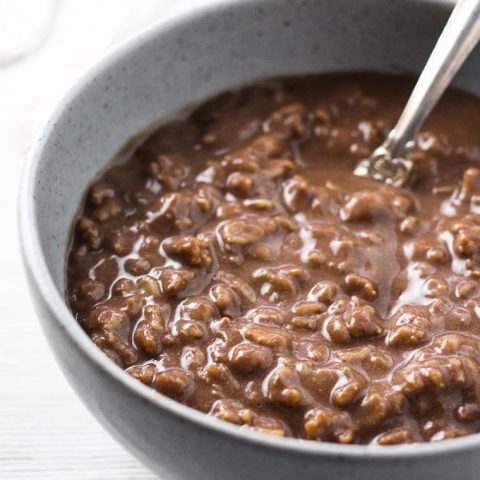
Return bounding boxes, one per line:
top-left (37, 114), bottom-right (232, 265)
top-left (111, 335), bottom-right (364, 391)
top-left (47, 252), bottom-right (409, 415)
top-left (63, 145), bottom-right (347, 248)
top-left (354, 0), bottom-right (480, 187)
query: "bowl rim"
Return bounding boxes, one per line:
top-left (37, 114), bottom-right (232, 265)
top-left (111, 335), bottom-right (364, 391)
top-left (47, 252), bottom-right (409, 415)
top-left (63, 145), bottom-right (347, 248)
top-left (19, 0), bottom-right (480, 460)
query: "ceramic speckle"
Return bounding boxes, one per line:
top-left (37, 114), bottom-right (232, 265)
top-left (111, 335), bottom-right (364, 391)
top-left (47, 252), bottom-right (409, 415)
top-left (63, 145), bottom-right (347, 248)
top-left (19, 1), bottom-right (480, 479)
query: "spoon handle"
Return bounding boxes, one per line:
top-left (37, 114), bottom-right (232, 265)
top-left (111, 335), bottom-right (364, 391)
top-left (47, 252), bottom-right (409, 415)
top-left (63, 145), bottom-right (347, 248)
top-left (383, 0), bottom-right (480, 158)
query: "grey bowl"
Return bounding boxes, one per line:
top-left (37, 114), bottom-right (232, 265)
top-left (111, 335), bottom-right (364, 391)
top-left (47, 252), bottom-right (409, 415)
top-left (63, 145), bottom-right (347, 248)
top-left (19, 0), bottom-right (480, 479)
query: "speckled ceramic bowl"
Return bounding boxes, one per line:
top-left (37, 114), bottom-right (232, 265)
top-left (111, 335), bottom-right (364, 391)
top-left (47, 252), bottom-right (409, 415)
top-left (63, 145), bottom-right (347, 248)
top-left (19, 0), bottom-right (480, 478)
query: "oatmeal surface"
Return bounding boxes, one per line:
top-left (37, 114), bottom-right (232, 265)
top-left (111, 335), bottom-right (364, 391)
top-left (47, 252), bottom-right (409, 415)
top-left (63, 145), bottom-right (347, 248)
top-left (67, 73), bottom-right (480, 444)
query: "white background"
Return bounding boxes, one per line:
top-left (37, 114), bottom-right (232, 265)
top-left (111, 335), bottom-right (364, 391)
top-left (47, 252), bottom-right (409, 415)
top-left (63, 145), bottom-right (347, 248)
top-left (0, 1), bottom-right (201, 478)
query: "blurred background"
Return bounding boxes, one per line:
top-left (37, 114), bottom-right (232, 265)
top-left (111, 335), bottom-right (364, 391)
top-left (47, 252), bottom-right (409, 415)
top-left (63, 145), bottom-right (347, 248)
top-left (0, 1), bottom-right (200, 478)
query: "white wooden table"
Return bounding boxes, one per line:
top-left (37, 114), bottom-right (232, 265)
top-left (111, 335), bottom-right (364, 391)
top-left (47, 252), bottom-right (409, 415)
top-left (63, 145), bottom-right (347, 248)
top-left (0, 1), bottom-right (199, 477)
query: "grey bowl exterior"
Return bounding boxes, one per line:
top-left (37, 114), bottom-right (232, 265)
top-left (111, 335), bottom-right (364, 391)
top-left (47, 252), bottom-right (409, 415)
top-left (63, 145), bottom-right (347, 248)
top-left (19, 0), bottom-right (480, 478)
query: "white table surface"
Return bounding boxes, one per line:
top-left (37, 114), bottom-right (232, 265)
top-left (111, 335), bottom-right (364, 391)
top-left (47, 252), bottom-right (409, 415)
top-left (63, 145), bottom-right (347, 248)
top-left (0, 1), bottom-right (200, 478)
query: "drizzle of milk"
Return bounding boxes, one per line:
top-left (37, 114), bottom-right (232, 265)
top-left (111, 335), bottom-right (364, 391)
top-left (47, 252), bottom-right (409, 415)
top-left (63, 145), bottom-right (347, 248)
top-left (438, 230), bottom-right (468, 276)
top-left (440, 198), bottom-right (458, 217)
top-left (294, 213), bottom-right (307, 223)
top-left (145, 193), bottom-right (175, 223)
top-left (299, 227), bottom-right (317, 263)
top-left (115, 234), bottom-right (147, 281)
top-left (283, 180), bottom-right (297, 209)
top-left (294, 213), bottom-right (318, 263)
top-left (391, 261), bottom-right (431, 314)
top-left (195, 166), bottom-right (215, 184)
top-left (88, 258), bottom-right (106, 281)
top-left (440, 186), bottom-right (480, 217)
top-left (260, 282), bottom-right (272, 297)
top-left (391, 242), bottom-right (430, 314)
top-left (329, 239), bottom-right (343, 255)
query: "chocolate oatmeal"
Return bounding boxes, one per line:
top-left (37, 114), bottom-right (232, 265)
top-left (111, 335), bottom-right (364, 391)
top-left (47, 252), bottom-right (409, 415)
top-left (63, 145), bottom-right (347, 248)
top-left (67, 73), bottom-right (480, 444)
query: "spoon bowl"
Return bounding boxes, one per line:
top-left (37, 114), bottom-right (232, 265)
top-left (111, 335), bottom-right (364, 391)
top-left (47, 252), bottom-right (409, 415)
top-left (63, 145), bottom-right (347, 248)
top-left (355, 0), bottom-right (480, 187)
